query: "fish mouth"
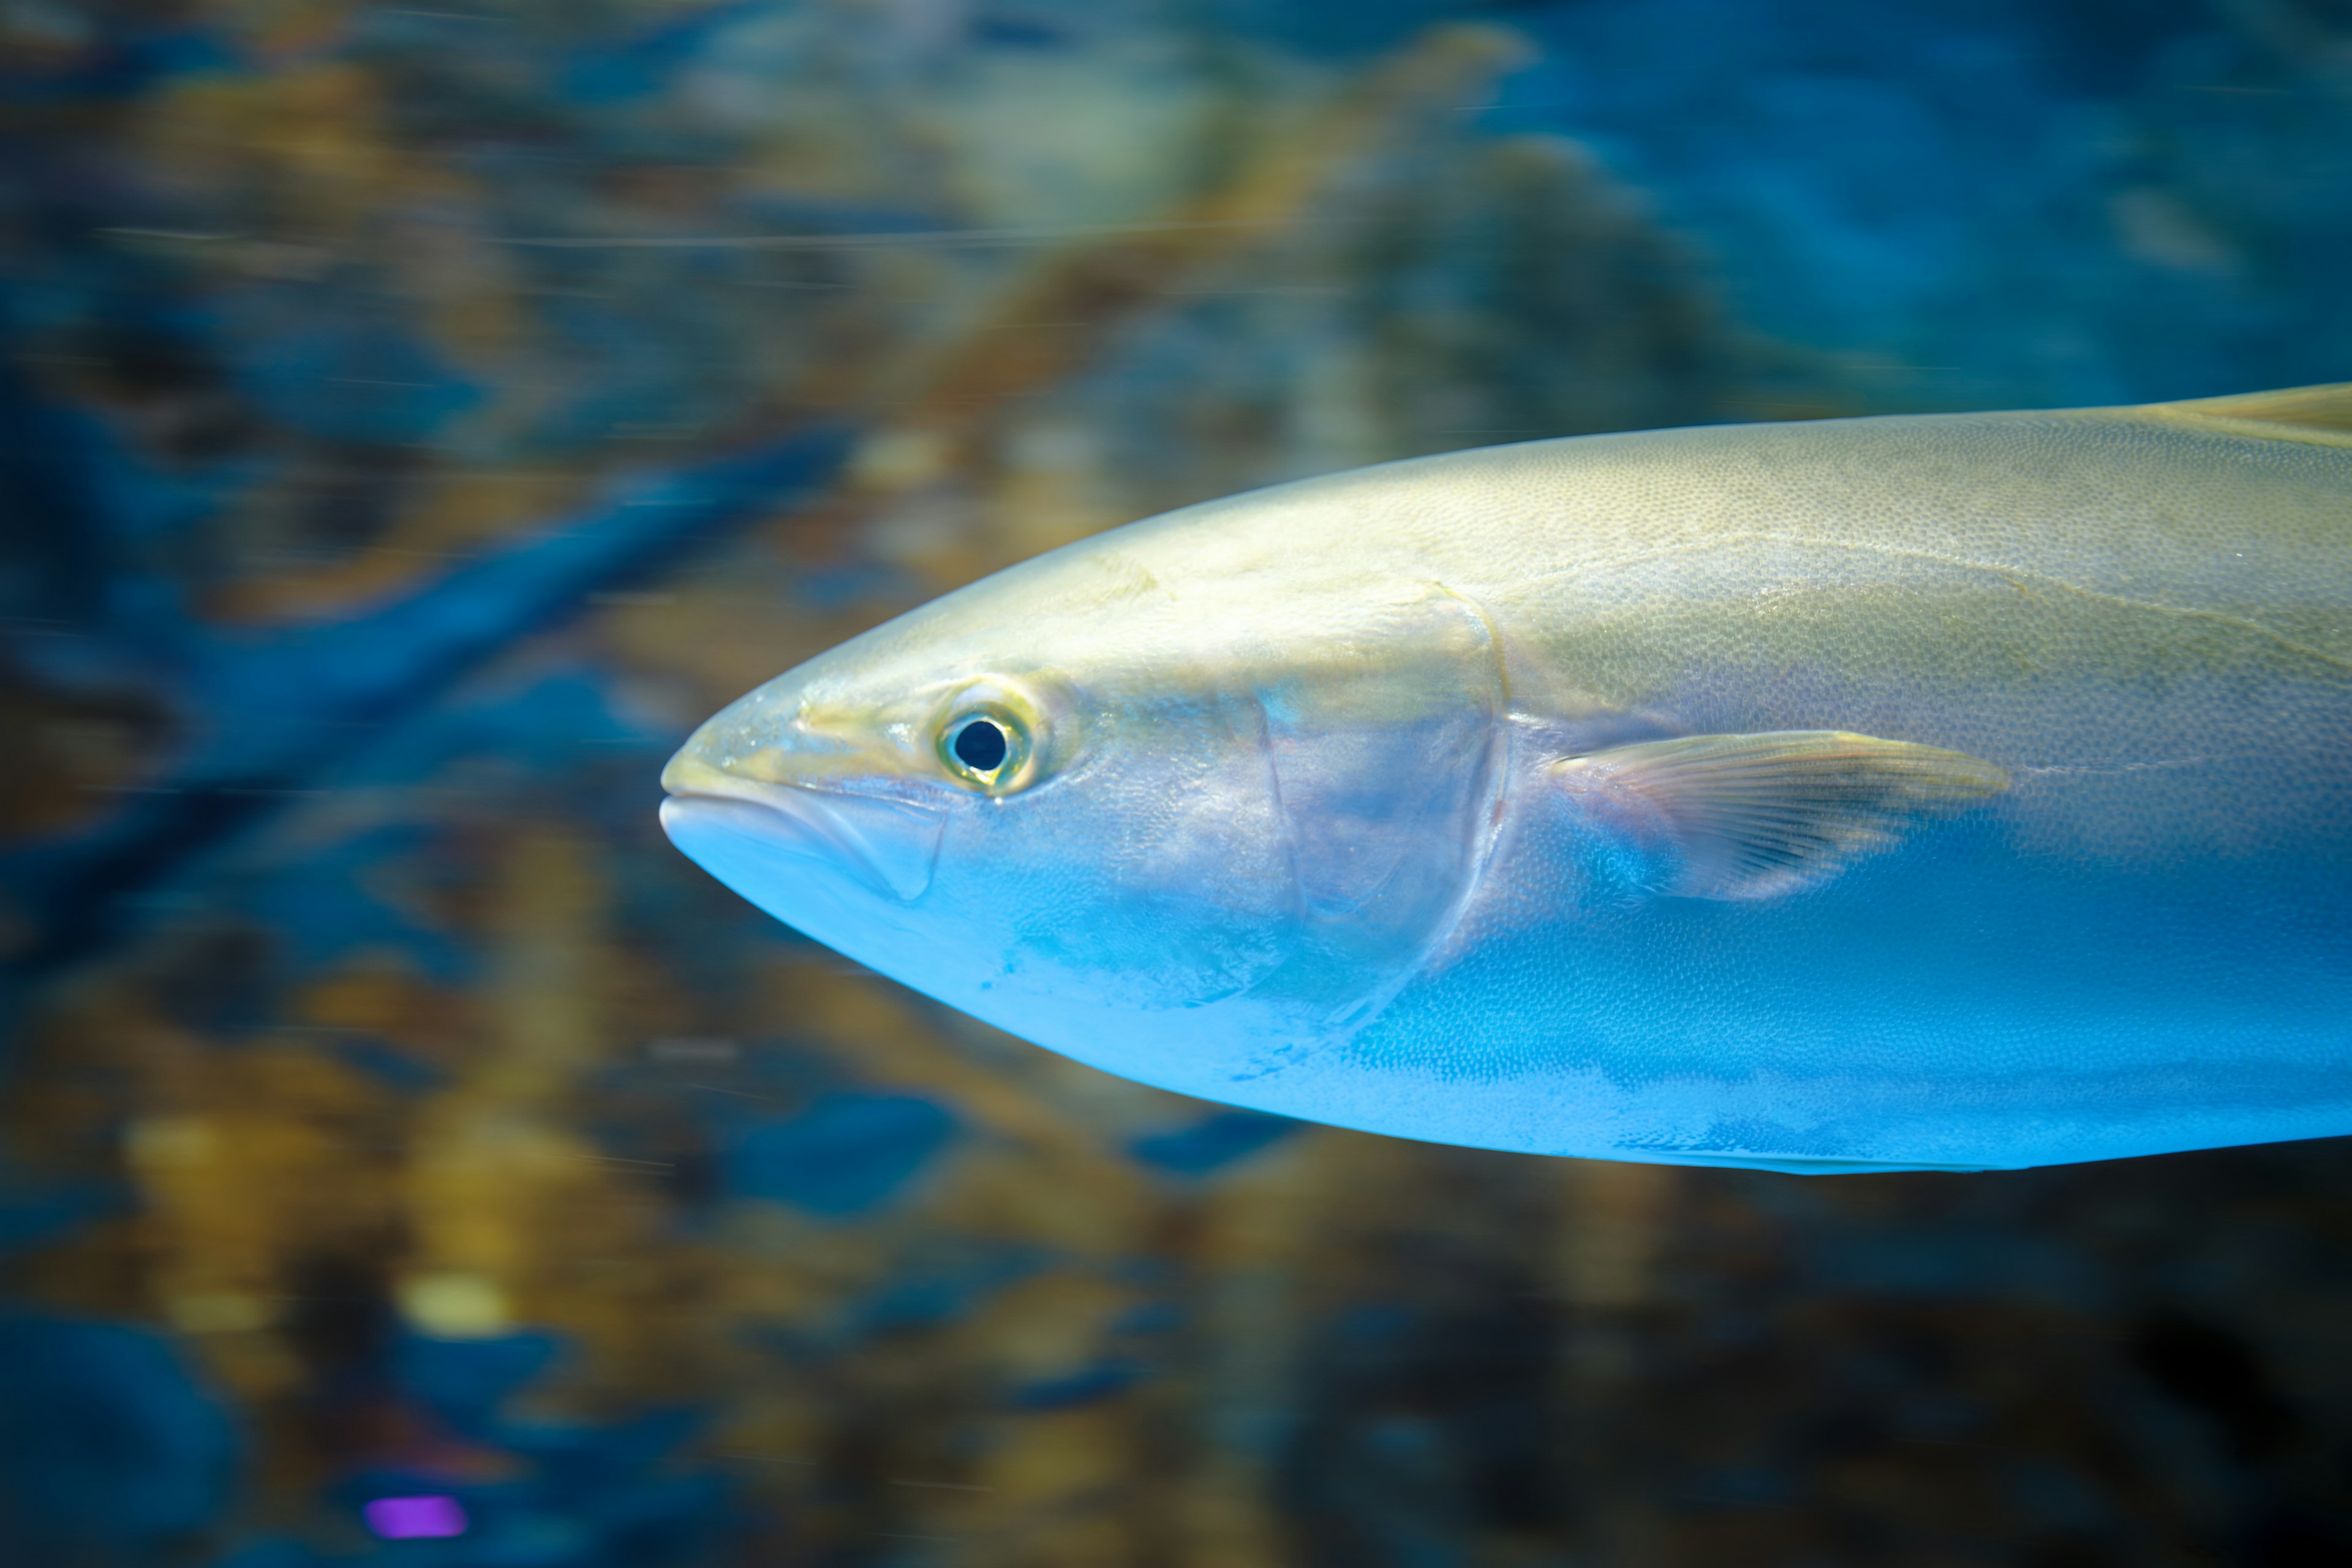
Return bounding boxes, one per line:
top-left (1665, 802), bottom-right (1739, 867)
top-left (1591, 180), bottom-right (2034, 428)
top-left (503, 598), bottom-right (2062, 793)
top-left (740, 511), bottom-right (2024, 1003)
top-left (660, 757), bottom-right (944, 903)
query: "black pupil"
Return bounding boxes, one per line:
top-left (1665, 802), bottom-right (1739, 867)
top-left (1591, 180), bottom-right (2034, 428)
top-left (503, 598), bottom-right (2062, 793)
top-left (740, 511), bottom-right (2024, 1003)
top-left (954, 719), bottom-right (1009, 772)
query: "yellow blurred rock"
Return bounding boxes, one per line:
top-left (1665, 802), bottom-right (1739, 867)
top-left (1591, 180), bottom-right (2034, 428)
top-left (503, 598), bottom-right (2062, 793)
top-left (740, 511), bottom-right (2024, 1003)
top-left (1553, 1159), bottom-right (1676, 1311)
top-left (398, 1272), bottom-right (513, 1339)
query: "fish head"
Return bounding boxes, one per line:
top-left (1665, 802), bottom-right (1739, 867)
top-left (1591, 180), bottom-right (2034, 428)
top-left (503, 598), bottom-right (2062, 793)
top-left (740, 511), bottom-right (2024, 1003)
top-left (660, 514), bottom-right (1504, 1095)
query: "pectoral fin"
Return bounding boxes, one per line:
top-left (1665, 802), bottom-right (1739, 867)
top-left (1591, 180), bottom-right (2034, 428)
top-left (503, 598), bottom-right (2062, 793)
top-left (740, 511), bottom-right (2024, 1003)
top-left (1550, 730), bottom-right (2008, 901)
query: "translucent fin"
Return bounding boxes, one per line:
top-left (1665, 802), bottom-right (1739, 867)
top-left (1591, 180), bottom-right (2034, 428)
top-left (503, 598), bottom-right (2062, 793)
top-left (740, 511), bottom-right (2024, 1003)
top-left (1550, 730), bottom-right (2009, 901)
top-left (2146, 382), bottom-right (2352, 448)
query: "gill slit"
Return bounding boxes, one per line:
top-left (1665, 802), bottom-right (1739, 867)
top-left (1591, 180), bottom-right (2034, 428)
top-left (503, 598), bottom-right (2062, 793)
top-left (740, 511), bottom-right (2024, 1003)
top-left (1407, 579), bottom-right (1518, 983)
top-left (1251, 687), bottom-right (1311, 923)
top-left (1234, 582), bottom-right (1518, 1083)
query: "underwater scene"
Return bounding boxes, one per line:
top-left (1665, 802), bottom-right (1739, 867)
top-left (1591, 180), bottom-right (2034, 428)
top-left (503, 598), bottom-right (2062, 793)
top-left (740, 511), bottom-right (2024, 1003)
top-left (4, 0), bottom-right (2352, 1562)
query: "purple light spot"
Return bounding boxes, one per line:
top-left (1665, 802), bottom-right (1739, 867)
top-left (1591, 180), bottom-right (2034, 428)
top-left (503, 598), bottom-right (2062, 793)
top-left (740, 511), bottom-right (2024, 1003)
top-left (364, 1495), bottom-right (469, 1539)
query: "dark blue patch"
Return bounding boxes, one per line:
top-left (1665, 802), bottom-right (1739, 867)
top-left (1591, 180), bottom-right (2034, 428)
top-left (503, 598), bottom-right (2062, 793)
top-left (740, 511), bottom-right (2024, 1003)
top-left (1129, 1108), bottom-right (1300, 1177)
top-left (558, 0), bottom-right (771, 104)
top-left (0, 23), bottom-right (238, 105)
top-left (0, 1310), bottom-right (240, 1553)
top-left (1109, 1300), bottom-right (1186, 1338)
top-left (972, 12), bottom-right (1072, 48)
top-left (0, 1183), bottom-right (113, 1256)
top-left (1811, 1228), bottom-right (2106, 1308)
top-left (502, 1404), bottom-right (706, 1495)
top-left (1010, 1358), bottom-right (1144, 1411)
top-left (333, 1404), bottom-right (724, 1561)
top-left (1333, 1303), bottom-right (1415, 1347)
top-left (845, 1244), bottom-right (1047, 1338)
top-left (211, 1537), bottom-right (320, 1568)
top-left (788, 560), bottom-right (918, 612)
top-left (0, 424), bottom-right (853, 985)
top-left (723, 1092), bottom-right (958, 1216)
top-left (1680, 1465), bottom-right (1796, 1510)
top-left (395, 1330), bottom-right (565, 1439)
top-left (232, 318), bottom-right (481, 447)
top-left (321, 1032), bottom-right (447, 1093)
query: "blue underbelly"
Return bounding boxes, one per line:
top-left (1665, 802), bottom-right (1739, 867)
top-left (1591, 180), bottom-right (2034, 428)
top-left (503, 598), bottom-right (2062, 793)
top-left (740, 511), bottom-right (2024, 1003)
top-left (1278, 817), bottom-right (2352, 1169)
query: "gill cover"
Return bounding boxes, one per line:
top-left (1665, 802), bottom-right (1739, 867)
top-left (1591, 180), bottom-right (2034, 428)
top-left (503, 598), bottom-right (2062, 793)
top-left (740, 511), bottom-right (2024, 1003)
top-left (1242, 585), bottom-right (1506, 1033)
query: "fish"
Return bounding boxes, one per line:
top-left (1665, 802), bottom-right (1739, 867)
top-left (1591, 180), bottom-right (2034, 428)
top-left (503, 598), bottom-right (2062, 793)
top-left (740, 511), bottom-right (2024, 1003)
top-left (660, 385), bottom-right (2352, 1173)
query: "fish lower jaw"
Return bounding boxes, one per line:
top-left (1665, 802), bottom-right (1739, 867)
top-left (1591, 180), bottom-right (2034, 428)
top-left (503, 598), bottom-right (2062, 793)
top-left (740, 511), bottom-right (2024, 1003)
top-left (658, 785), bottom-right (944, 903)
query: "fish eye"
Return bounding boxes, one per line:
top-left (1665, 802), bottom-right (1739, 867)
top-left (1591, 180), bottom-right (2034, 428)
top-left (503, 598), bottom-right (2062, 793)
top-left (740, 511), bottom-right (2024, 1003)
top-left (938, 703), bottom-right (1032, 791)
top-left (953, 717), bottom-right (1008, 772)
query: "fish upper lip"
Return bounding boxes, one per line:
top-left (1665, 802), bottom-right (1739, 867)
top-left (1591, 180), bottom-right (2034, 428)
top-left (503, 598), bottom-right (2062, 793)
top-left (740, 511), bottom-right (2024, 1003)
top-left (660, 754), bottom-right (945, 902)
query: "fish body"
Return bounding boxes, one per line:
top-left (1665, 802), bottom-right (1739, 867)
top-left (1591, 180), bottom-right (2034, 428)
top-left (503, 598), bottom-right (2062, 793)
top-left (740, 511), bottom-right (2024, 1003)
top-left (662, 388), bottom-right (2352, 1172)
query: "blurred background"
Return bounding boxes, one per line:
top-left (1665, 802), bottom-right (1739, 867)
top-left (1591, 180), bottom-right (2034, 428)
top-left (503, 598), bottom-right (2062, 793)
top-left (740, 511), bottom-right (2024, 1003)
top-left (4, 1), bottom-right (2352, 1563)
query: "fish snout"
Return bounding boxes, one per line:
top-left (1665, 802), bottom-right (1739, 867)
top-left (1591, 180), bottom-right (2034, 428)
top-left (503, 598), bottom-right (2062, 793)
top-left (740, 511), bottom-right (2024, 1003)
top-left (660, 750), bottom-right (945, 903)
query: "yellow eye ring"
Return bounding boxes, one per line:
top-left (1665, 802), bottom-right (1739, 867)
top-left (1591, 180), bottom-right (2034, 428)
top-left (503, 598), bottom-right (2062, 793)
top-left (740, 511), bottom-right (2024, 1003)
top-left (938, 703), bottom-right (1032, 791)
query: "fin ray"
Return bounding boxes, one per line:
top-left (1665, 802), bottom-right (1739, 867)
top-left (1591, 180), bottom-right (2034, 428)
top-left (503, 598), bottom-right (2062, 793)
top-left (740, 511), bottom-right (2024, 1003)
top-left (1550, 729), bottom-right (2009, 900)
